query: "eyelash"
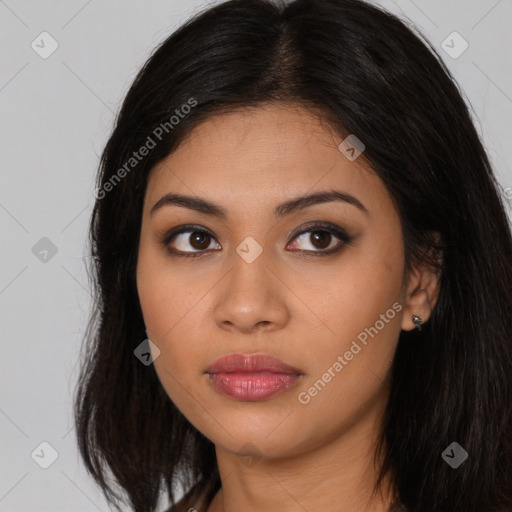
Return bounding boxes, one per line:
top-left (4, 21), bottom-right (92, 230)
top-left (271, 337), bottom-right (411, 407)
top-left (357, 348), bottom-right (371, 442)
top-left (159, 222), bottom-right (353, 260)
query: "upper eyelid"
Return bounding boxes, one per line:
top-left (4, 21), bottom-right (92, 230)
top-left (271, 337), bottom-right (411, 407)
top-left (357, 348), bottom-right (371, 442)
top-left (167, 223), bottom-right (343, 239)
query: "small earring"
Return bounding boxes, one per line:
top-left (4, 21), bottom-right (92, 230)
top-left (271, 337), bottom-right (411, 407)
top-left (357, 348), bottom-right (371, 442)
top-left (412, 314), bottom-right (423, 331)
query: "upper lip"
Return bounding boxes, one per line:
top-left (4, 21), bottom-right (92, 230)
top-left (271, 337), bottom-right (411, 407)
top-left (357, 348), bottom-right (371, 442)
top-left (206, 353), bottom-right (303, 374)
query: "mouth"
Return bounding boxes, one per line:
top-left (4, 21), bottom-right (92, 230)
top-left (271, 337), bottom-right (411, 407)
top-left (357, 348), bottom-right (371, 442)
top-left (205, 353), bottom-right (304, 401)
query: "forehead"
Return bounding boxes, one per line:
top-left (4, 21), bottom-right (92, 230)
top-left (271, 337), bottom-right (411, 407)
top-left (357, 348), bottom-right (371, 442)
top-left (143, 104), bottom-right (391, 219)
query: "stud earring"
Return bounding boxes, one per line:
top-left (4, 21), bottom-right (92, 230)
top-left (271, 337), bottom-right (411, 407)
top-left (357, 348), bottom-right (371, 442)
top-left (412, 314), bottom-right (423, 331)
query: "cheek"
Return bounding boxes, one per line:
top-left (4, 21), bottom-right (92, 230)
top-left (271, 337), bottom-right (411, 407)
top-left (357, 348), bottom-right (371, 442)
top-left (137, 263), bottom-right (207, 419)
top-left (136, 247), bottom-right (219, 390)
top-left (292, 298), bottom-right (402, 450)
top-left (314, 236), bottom-right (404, 345)
top-left (296, 238), bottom-right (404, 407)
top-left (136, 255), bottom-right (198, 402)
top-left (138, 275), bottom-right (206, 375)
top-left (136, 244), bottom-right (207, 344)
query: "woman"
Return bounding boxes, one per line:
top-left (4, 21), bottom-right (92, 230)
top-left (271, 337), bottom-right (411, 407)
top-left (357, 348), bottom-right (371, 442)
top-left (74, 0), bottom-right (512, 511)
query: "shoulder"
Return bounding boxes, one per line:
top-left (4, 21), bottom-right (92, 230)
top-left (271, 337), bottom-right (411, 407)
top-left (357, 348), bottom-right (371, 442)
top-left (162, 480), bottom-right (217, 512)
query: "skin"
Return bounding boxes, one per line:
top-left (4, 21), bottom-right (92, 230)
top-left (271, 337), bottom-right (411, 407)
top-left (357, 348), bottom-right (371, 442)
top-left (136, 103), bottom-right (441, 512)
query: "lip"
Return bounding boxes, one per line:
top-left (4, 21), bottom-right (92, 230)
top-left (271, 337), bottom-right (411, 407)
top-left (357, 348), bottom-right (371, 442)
top-left (206, 353), bottom-right (302, 374)
top-left (205, 353), bottom-right (304, 401)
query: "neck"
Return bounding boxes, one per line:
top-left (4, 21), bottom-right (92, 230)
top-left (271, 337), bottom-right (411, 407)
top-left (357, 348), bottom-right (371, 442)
top-left (207, 401), bottom-right (396, 512)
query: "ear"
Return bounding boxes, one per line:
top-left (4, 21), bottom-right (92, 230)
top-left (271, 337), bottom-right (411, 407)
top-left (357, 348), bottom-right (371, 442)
top-left (401, 232), bottom-right (443, 332)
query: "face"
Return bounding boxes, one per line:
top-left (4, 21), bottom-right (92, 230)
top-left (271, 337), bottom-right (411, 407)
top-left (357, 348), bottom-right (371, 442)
top-left (136, 103), bottom-right (411, 459)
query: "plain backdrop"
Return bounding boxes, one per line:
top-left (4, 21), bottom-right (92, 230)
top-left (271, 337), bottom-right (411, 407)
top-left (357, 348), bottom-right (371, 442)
top-left (1, 0), bottom-right (511, 510)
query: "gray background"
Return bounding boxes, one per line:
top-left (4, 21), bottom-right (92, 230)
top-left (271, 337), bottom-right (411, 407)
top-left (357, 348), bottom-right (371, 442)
top-left (1, 0), bottom-right (511, 510)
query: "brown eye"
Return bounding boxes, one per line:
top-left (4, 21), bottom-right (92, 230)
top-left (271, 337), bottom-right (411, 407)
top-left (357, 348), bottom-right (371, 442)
top-left (309, 231), bottom-right (332, 249)
top-left (289, 229), bottom-right (341, 252)
top-left (165, 228), bottom-right (221, 256)
top-left (189, 231), bottom-right (212, 250)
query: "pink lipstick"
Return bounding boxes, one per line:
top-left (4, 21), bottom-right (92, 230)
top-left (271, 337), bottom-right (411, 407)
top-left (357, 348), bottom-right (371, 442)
top-left (205, 353), bottom-right (303, 401)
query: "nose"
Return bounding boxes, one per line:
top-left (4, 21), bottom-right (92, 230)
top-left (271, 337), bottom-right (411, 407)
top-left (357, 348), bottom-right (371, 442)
top-left (212, 250), bottom-right (290, 335)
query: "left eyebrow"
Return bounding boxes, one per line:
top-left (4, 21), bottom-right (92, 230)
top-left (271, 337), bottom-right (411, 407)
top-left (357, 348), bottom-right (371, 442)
top-left (149, 189), bottom-right (369, 218)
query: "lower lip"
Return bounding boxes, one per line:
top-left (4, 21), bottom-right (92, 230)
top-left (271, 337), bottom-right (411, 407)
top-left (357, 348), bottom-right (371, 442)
top-left (207, 372), bottom-right (301, 401)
